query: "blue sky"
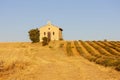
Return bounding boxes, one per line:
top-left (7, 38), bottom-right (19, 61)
top-left (0, 0), bottom-right (120, 42)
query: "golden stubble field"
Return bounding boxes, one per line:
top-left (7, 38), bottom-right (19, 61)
top-left (0, 41), bottom-right (120, 80)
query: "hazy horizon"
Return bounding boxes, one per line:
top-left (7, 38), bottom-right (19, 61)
top-left (0, 0), bottom-right (120, 42)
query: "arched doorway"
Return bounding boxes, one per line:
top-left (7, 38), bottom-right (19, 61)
top-left (47, 32), bottom-right (51, 42)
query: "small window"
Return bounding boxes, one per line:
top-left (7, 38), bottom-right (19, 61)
top-left (53, 32), bottom-right (55, 35)
top-left (44, 32), bottom-right (46, 35)
top-left (48, 28), bottom-right (50, 30)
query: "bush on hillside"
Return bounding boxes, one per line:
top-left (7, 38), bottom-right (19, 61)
top-left (42, 37), bottom-right (48, 46)
top-left (28, 28), bottom-right (40, 43)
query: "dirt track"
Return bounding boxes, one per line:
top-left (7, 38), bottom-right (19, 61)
top-left (0, 42), bottom-right (120, 80)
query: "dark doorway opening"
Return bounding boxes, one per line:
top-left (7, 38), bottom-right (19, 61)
top-left (47, 32), bottom-right (51, 42)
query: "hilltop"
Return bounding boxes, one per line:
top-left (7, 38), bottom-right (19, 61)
top-left (0, 41), bottom-right (120, 80)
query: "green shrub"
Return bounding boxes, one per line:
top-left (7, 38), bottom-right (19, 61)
top-left (42, 37), bottom-right (48, 46)
top-left (28, 28), bottom-right (40, 43)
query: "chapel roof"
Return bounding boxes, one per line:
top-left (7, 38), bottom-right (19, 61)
top-left (40, 21), bottom-right (63, 31)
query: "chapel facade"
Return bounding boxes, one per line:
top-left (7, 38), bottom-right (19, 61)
top-left (39, 22), bottom-right (63, 42)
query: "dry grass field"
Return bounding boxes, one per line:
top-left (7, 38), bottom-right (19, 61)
top-left (0, 41), bottom-right (120, 80)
